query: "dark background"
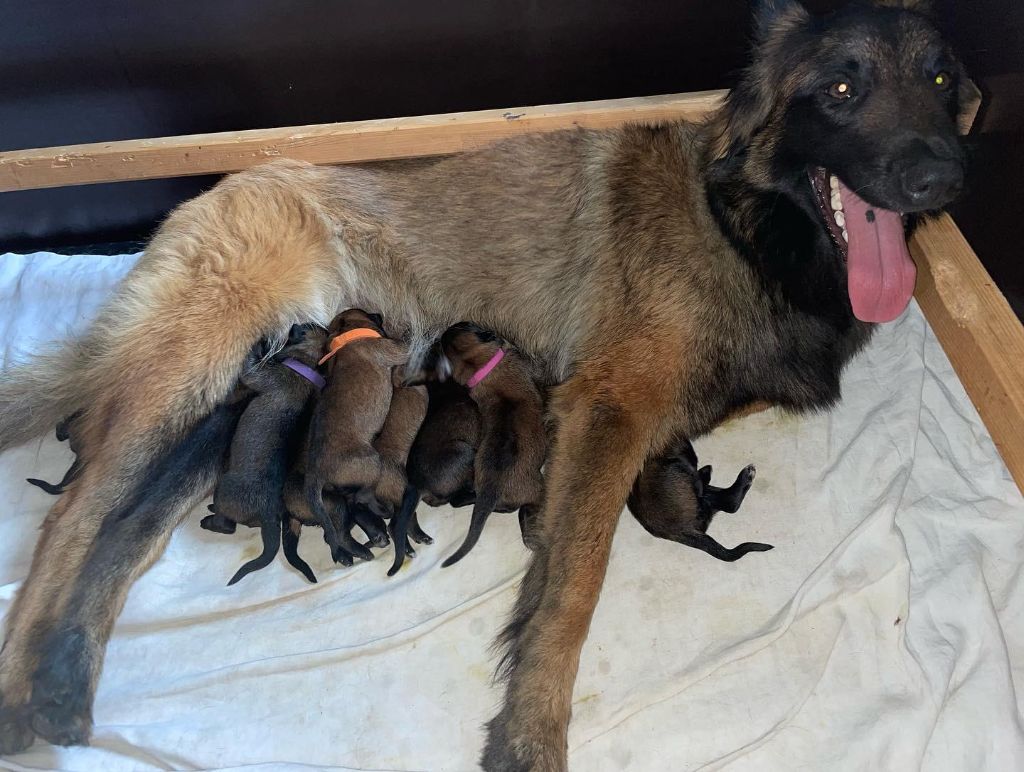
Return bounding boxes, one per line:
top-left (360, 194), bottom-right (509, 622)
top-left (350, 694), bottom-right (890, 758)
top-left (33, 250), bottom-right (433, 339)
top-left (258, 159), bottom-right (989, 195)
top-left (1, 0), bottom-right (1021, 313)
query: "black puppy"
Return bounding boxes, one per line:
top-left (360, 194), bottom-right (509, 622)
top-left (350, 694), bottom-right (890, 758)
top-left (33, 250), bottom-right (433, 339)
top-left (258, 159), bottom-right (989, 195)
top-left (25, 412), bottom-right (83, 495)
top-left (202, 324), bottom-right (327, 584)
top-left (628, 434), bottom-right (769, 561)
top-left (407, 380), bottom-right (481, 510)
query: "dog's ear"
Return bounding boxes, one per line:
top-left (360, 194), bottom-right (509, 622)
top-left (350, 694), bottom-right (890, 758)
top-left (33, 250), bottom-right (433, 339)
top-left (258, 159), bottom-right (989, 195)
top-left (956, 73), bottom-right (982, 136)
top-left (368, 312), bottom-right (385, 330)
top-left (871, 0), bottom-right (933, 15)
top-left (287, 324), bottom-right (306, 345)
top-left (752, 0), bottom-right (809, 41)
top-left (709, 1), bottom-right (809, 161)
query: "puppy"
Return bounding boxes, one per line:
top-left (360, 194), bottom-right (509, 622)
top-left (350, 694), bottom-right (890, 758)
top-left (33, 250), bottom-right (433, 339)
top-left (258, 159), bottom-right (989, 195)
top-left (25, 412), bottom-right (83, 495)
top-left (370, 381), bottom-right (429, 576)
top-left (201, 324), bottom-right (327, 584)
top-left (628, 434), bottom-right (769, 561)
top-left (417, 323), bottom-right (546, 567)
top-left (303, 309), bottom-right (409, 564)
top-left (407, 380), bottom-right (480, 510)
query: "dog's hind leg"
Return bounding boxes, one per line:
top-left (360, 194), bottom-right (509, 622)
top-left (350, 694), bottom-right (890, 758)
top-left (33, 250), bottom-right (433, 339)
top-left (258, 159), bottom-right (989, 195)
top-left (483, 351), bottom-right (678, 772)
top-left (408, 512), bottom-right (432, 545)
top-left (281, 516), bottom-right (317, 583)
top-left (24, 403), bottom-right (242, 746)
top-left (680, 531), bottom-right (773, 561)
top-left (441, 487), bottom-right (499, 568)
top-left (386, 486), bottom-right (420, 576)
top-left (703, 464), bottom-right (756, 514)
top-left (26, 457), bottom-right (84, 496)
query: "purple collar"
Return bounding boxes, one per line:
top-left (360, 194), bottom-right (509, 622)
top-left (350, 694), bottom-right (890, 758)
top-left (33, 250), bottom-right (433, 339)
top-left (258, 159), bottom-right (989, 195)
top-left (281, 358), bottom-right (326, 390)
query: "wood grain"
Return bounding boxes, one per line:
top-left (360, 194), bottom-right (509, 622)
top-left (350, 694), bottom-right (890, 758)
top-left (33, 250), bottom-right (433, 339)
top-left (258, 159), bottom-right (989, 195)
top-left (910, 214), bottom-right (1024, 491)
top-left (0, 90), bottom-right (725, 192)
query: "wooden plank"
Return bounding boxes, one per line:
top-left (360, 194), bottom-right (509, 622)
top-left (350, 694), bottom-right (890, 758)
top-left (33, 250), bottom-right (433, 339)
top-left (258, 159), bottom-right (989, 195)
top-left (0, 90), bottom-right (726, 193)
top-left (910, 214), bottom-right (1024, 491)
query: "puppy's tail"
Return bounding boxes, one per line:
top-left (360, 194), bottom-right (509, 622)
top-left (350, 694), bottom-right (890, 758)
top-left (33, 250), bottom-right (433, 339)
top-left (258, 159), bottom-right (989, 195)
top-left (0, 347), bottom-right (87, 454)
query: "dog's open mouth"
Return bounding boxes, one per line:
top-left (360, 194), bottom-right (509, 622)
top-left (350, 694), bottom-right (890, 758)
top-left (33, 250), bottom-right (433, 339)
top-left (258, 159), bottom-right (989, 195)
top-left (810, 167), bottom-right (917, 324)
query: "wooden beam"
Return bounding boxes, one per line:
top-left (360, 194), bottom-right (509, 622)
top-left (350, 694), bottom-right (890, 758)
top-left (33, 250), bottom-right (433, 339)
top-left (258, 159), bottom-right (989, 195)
top-left (910, 214), bottom-right (1024, 491)
top-left (0, 90), bottom-right (726, 193)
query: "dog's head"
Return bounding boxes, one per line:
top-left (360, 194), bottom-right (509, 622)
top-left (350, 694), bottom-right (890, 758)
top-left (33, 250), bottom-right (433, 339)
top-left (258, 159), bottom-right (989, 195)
top-left (708, 0), bottom-right (979, 323)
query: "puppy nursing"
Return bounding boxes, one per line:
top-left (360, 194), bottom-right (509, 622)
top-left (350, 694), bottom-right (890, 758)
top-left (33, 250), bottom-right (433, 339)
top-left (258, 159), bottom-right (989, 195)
top-left (201, 324), bottom-right (327, 584)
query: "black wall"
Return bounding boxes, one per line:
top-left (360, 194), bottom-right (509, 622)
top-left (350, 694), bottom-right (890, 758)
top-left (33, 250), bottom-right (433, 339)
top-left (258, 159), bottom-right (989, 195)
top-left (1, 0), bottom-right (1020, 311)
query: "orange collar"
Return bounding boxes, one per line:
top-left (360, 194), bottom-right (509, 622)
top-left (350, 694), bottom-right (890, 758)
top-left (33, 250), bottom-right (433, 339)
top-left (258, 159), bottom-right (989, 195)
top-left (318, 327), bottom-right (382, 365)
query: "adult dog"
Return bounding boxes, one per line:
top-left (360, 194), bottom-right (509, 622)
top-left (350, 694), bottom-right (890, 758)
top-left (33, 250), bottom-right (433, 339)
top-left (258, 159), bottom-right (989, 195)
top-left (0, 0), bottom-right (977, 768)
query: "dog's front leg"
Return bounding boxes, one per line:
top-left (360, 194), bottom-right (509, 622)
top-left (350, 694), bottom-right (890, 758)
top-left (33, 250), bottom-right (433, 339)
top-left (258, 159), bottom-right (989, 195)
top-left (482, 358), bottom-right (677, 772)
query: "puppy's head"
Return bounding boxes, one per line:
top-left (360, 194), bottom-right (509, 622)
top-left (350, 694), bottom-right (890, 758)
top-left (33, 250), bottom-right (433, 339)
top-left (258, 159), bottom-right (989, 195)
top-left (276, 323), bottom-right (329, 367)
top-left (326, 309), bottom-right (386, 338)
top-left (439, 323), bottom-right (503, 386)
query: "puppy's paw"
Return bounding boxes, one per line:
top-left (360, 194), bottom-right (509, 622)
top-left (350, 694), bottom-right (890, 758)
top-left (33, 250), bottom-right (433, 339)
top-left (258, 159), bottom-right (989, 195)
top-left (736, 464), bottom-right (756, 493)
top-left (0, 704), bottom-right (35, 755)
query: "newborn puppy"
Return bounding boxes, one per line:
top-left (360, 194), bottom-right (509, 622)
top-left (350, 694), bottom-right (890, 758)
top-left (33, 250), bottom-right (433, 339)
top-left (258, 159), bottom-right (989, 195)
top-left (418, 323), bottom-right (547, 567)
top-left (303, 309), bottom-right (409, 563)
top-left (369, 381), bottom-right (429, 576)
top-left (202, 324), bottom-right (327, 584)
top-left (25, 411), bottom-right (83, 495)
top-left (628, 434), bottom-right (769, 561)
top-left (407, 380), bottom-right (480, 509)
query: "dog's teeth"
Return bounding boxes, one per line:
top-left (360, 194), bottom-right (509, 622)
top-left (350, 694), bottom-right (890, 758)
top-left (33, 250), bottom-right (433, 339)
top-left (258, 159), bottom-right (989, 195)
top-left (830, 192), bottom-right (842, 211)
top-left (842, 228), bottom-right (849, 243)
top-left (829, 174), bottom-right (839, 191)
top-left (834, 210), bottom-right (845, 227)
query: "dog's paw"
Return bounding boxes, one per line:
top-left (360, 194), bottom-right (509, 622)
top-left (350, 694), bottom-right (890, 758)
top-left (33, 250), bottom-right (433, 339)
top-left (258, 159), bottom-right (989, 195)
top-left (736, 463), bottom-right (756, 493)
top-left (0, 704), bottom-right (35, 755)
top-left (28, 629), bottom-right (93, 747)
top-left (482, 707), bottom-right (567, 772)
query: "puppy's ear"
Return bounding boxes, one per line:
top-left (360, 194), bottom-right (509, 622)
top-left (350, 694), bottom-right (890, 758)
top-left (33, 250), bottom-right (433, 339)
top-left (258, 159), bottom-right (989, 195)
top-left (368, 312), bottom-right (385, 330)
top-left (287, 324), bottom-right (306, 345)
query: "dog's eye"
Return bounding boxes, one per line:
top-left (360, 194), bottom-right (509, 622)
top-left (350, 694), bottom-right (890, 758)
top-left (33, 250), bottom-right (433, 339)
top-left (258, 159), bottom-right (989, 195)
top-left (826, 81), bottom-right (854, 100)
top-left (933, 71), bottom-right (952, 90)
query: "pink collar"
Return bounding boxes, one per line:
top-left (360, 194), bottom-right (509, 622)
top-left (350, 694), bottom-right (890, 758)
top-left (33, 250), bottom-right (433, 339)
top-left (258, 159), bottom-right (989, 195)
top-left (466, 349), bottom-right (506, 389)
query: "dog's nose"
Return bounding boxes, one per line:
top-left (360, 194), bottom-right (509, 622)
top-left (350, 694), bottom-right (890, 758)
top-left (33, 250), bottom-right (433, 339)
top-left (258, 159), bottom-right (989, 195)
top-left (897, 138), bottom-right (964, 210)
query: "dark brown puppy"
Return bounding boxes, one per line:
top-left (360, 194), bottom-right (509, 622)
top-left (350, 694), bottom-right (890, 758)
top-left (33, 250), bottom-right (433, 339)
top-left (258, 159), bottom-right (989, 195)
top-left (202, 324), bottom-right (327, 584)
top-left (407, 380), bottom-right (480, 510)
top-left (423, 323), bottom-right (546, 567)
top-left (303, 309), bottom-right (409, 564)
top-left (25, 412), bottom-right (83, 495)
top-left (629, 435), bottom-right (768, 561)
top-left (370, 382), bottom-right (429, 576)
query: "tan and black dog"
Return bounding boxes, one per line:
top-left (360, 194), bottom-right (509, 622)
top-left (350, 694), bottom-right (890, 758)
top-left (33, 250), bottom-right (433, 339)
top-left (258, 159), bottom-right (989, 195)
top-left (628, 434), bottom-right (768, 562)
top-left (0, 2), bottom-right (978, 766)
top-left (201, 324), bottom-right (327, 585)
top-left (302, 309), bottom-right (409, 564)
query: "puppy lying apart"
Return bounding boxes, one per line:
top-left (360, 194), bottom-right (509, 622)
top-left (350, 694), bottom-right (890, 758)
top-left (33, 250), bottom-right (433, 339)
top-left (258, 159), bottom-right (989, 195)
top-left (201, 324), bottom-right (327, 584)
top-left (413, 323), bottom-right (546, 567)
top-left (302, 309), bottom-right (417, 569)
top-left (25, 412), bottom-right (83, 495)
top-left (628, 434), bottom-right (770, 561)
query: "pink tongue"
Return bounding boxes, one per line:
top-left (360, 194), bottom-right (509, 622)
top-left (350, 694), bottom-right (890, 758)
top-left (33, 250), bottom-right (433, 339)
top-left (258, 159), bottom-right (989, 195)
top-left (839, 180), bottom-right (916, 323)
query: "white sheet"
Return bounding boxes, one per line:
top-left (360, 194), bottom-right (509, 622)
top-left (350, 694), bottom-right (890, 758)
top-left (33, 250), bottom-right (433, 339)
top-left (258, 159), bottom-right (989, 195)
top-left (1, 250), bottom-right (1022, 772)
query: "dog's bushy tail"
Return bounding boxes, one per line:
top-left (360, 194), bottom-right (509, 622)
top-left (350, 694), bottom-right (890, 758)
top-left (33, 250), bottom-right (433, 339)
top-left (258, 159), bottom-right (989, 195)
top-left (0, 346), bottom-right (88, 454)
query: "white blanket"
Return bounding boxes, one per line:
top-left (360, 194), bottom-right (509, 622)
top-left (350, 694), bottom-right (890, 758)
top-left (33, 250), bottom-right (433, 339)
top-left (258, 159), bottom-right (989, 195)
top-left (1, 251), bottom-right (1022, 772)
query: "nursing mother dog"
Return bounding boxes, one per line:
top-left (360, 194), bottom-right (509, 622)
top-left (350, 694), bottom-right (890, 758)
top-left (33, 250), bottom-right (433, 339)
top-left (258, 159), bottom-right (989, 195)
top-left (0, 0), bottom-right (977, 769)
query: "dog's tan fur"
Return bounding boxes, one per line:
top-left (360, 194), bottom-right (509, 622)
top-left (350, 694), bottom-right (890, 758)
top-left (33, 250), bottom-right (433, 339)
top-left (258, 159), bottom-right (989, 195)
top-left (0, 1), bottom-right (977, 767)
